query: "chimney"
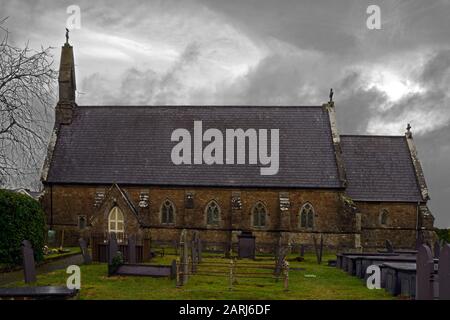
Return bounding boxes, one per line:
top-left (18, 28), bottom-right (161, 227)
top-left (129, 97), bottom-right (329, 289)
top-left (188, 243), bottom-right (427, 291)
top-left (55, 33), bottom-right (76, 125)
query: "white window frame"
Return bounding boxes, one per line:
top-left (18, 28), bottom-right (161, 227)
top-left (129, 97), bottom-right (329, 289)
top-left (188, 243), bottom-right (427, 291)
top-left (108, 206), bottom-right (124, 236)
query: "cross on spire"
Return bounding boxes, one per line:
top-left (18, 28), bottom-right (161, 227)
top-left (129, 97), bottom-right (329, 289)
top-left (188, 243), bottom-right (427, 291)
top-left (65, 28), bottom-right (69, 44)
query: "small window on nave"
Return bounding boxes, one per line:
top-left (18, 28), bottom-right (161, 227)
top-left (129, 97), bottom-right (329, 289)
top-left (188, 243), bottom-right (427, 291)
top-left (380, 209), bottom-right (389, 226)
top-left (300, 203), bottom-right (315, 229)
top-left (161, 199), bottom-right (175, 224)
top-left (252, 201), bottom-right (267, 228)
top-left (206, 200), bottom-right (220, 226)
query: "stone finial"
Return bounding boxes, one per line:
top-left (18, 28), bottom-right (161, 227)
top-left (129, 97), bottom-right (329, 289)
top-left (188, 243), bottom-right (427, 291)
top-left (329, 88), bottom-right (334, 103)
top-left (406, 123), bottom-right (412, 138)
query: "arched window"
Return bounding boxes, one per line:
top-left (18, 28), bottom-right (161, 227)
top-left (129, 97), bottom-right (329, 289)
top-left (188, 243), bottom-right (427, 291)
top-left (205, 200), bottom-right (220, 226)
top-left (380, 209), bottom-right (389, 226)
top-left (300, 203), bottom-right (315, 229)
top-left (108, 206), bottom-right (124, 236)
top-left (252, 202), bottom-right (267, 227)
top-left (161, 199), bottom-right (175, 224)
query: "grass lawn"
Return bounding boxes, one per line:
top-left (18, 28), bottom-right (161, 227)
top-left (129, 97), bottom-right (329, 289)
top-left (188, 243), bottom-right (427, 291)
top-left (6, 252), bottom-right (395, 300)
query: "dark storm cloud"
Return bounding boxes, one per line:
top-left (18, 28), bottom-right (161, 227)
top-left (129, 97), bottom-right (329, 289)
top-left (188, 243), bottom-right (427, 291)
top-left (1, 0), bottom-right (449, 226)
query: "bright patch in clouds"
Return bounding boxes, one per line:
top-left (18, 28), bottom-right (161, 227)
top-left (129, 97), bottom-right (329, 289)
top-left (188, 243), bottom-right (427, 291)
top-left (369, 69), bottom-right (423, 102)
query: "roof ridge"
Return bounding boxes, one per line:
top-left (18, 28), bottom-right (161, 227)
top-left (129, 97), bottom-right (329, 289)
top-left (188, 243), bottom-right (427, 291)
top-left (76, 105), bottom-right (325, 108)
top-left (341, 134), bottom-right (405, 138)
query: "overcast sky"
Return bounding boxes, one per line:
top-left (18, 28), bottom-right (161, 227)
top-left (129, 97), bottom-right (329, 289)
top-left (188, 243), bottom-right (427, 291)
top-left (1, 0), bottom-right (449, 227)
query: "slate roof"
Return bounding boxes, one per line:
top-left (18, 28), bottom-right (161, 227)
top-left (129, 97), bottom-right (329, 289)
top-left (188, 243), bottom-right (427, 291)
top-left (46, 105), bottom-right (342, 188)
top-left (340, 135), bottom-right (423, 202)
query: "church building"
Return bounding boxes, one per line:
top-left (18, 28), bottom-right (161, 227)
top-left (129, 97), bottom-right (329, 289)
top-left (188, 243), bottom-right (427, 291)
top-left (40, 38), bottom-right (436, 251)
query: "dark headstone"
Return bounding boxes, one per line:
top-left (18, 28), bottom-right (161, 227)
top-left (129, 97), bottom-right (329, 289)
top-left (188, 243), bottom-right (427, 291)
top-left (21, 240), bottom-right (36, 284)
top-left (434, 241), bottom-right (441, 259)
top-left (275, 247), bottom-right (286, 277)
top-left (191, 241), bottom-right (197, 273)
top-left (384, 267), bottom-right (399, 295)
top-left (385, 240), bottom-right (394, 253)
top-left (108, 233), bottom-right (119, 265)
top-left (415, 232), bottom-right (424, 250)
top-left (313, 235), bottom-right (324, 264)
top-left (173, 240), bottom-right (178, 255)
top-left (438, 244), bottom-right (450, 300)
top-left (78, 238), bottom-right (92, 264)
top-left (128, 235), bottom-right (136, 264)
top-left (115, 264), bottom-right (172, 277)
top-left (416, 244), bottom-right (434, 300)
top-left (0, 286), bottom-right (78, 299)
top-left (300, 244), bottom-right (305, 257)
top-left (179, 229), bottom-right (189, 285)
top-left (319, 236), bottom-right (324, 264)
top-left (238, 231), bottom-right (255, 259)
top-left (170, 259), bottom-right (177, 280)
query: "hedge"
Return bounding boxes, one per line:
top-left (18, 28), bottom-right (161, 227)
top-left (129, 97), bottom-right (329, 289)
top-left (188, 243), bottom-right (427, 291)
top-left (436, 228), bottom-right (450, 244)
top-left (0, 189), bottom-right (46, 266)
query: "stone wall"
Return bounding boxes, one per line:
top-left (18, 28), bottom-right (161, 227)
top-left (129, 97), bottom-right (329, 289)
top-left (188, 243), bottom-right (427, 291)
top-left (40, 184), bottom-right (432, 251)
top-left (357, 201), bottom-right (435, 250)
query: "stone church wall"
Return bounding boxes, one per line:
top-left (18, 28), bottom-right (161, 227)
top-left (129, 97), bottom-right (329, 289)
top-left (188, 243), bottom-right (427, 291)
top-left (40, 184), bottom-right (429, 251)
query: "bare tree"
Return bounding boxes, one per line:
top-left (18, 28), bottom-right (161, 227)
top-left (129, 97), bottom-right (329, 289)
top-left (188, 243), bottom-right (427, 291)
top-left (0, 18), bottom-right (57, 188)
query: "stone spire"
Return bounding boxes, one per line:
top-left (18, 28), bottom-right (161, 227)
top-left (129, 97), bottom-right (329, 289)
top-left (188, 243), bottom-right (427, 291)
top-left (55, 30), bottom-right (76, 125)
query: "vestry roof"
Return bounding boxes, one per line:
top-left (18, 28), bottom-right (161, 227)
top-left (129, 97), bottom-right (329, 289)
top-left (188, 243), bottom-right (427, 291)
top-left (46, 105), bottom-right (343, 188)
top-left (341, 135), bottom-right (423, 202)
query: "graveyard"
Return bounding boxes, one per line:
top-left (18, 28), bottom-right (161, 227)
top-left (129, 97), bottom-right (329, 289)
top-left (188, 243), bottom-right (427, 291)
top-left (1, 250), bottom-right (394, 300)
top-left (1, 231), bottom-right (449, 300)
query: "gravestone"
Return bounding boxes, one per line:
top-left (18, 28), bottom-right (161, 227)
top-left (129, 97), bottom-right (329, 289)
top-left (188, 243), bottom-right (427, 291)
top-left (313, 235), bottom-right (324, 264)
top-left (385, 240), bottom-right (394, 253)
top-left (275, 247), bottom-right (287, 277)
top-left (108, 233), bottom-right (119, 265)
top-left (192, 231), bottom-right (202, 263)
top-left (438, 244), bottom-right (450, 300)
top-left (128, 235), bottom-right (136, 264)
top-left (173, 240), bottom-right (178, 255)
top-left (191, 241), bottom-right (197, 273)
top-left (416, 244), bottom-right (434, 300)
top-left (197, 238), bottom-right (203, 263)
top-left (434, 241), bottom-right (441, 259)
top-left (179, 229), bottom-right (189, 285)
top-left (300, 244), bottom-right (305, 257)
top-left (415, 232), bottom-right (424, 250)
top-left (21, 240), bottom-right (36, 284)
top-left (238, 231), bottom-right (256, 259)
top-left (170, 259), bottom-right (177, 280)
top-left (78, 238), bottom-right (92, 264)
